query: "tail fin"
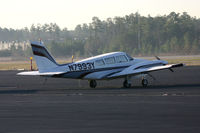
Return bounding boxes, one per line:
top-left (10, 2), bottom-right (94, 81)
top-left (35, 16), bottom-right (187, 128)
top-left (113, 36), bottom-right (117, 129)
top-left (31, 41), bottom-right (58, 72)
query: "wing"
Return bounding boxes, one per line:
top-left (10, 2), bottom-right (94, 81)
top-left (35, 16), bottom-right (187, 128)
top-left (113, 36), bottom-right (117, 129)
top-left (17, 71), bottom-right (65, 76)
top-left (108, 63), bottom-right (184, 78)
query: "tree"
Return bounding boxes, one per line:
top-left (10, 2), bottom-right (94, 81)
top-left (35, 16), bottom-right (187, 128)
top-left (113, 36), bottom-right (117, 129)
top-left (0, 12), bottom-right (200, 57)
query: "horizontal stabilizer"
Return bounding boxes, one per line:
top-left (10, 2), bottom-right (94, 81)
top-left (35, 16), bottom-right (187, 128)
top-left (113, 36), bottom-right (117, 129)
top-left (17, 71), bottom-right (65, 76)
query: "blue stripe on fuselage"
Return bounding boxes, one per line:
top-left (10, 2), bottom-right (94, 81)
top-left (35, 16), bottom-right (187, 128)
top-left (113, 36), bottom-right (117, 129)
top-left (52, 65), bottom-right (130, 79)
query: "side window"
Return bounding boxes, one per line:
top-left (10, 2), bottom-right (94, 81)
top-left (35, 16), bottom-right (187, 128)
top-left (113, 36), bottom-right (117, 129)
top-left (104, 57), bottom-right (115, 64)
top-left (115, 55), bottom-right (128, 63)
top-left (95, 59), bottom-right (105, 66)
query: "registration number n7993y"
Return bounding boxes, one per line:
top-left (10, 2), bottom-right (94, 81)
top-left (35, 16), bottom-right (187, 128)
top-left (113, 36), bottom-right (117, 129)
top-left (68, 62), bottom-right (95, 71)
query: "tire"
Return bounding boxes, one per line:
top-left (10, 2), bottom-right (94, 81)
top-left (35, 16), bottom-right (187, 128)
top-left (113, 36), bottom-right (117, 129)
top-left (90, 80), bottom-right (97, 88)
top-left (142, 79), bottom-right (148, 87)
top-left (123, 80), bottom-right (131, 88)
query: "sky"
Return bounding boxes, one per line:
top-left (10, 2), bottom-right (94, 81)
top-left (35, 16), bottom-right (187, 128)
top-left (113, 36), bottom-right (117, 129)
top-left (0, 0), bottom-right (199, 30)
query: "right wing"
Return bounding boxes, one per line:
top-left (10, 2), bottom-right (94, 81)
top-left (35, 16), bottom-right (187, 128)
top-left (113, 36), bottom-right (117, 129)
top-left (108, 63), bottom-right (184, 78)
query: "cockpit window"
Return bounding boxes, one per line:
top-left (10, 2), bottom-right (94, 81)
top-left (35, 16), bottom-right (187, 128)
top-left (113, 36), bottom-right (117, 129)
top-left (115, 55), bottom-right (128, 63)
top-left (126, 54), bottom-right (134, 61)
top-left (104, 57), bottom-right (115, 64)
top-left (95, 59), bottom-right (105, 66)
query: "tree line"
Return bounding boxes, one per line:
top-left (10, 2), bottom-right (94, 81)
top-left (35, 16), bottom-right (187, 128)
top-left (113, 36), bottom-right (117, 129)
top-left (0, 12), bottom-right (199, 58)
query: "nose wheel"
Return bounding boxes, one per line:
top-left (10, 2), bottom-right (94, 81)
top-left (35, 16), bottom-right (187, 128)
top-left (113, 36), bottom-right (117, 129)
top-left (142, 79), bottom-right (148, 87)
top-left (89, 80), bottom-right (97, 88)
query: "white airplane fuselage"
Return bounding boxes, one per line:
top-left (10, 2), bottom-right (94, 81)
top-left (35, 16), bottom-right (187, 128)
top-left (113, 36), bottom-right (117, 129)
top-left (18, 41), bottom-right (183, 88)
top-left (49, 52), bottom-right (167, 80)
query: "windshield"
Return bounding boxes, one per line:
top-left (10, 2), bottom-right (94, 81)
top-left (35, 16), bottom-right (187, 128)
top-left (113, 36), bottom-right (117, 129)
top-left (126, 54), bottom-right (134, 61)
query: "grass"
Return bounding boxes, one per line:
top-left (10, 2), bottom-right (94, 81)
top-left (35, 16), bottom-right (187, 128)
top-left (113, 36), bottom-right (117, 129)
top-left (0, 61), bottom-right (37, 70)
top-left (166, 58), bottom-right (200, 66)
top-left (0, 60), bottom-right (73, 70)
top-left (160, 56), bottom-right (200, 66)
top-left (0, 55), bottom-right (199, 70)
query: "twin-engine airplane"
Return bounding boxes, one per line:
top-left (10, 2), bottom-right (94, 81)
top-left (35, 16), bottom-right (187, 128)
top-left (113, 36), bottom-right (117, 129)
top-left (17, 41), bottom-right (184, 88)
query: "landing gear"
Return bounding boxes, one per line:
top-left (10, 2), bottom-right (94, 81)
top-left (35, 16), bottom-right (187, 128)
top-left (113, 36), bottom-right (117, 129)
top-left (141, 79), bottom-right (148, 87)
top-left (123, 80), bottom-right (131, 88)
top-left (123, 76), bottom-right (131, 88)
top-left (89, 80), bottom-right (97, 88)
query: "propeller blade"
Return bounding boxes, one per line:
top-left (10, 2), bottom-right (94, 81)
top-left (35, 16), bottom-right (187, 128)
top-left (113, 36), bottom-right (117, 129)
top-left (155, 56), bottom-right (160, 60)
top-left (169, 68), bottom-right (174, 72)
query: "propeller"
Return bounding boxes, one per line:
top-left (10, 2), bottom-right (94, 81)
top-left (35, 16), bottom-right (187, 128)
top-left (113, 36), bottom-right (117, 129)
top-left (155, 55), bottom-right (174, 72)
top-left (169, 68), bottom-right (174, 72)
top-left (155, 56), bottom-right (160, 60)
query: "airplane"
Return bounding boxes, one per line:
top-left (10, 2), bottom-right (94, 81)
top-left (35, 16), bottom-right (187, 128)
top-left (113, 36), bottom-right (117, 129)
top-left (17, 41), bottom-right (184, 88)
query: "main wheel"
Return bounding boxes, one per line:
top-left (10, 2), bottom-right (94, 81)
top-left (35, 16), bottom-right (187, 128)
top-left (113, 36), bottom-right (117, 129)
top-left (90, 80), bottom-right (97, 88)
top-left (142, 79), bottom-right (148, 87)
top-left (123, 80), bottom-right (131, 88)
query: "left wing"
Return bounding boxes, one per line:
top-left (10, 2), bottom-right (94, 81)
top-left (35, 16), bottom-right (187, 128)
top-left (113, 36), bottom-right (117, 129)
top-left (108, 63), bottom-right (184, 78)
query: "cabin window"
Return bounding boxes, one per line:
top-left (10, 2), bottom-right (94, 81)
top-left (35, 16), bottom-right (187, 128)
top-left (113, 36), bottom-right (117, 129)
top-left (104, 57), bottom-right (115, 64)
top-left (95, 59), bottom-right (105, 66)
top-left (115, 55), bottom-right (128, 63)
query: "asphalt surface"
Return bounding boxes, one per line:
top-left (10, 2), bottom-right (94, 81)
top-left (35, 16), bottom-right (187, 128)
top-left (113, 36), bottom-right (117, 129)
top-left (0, 66), bottom-right (200, 133)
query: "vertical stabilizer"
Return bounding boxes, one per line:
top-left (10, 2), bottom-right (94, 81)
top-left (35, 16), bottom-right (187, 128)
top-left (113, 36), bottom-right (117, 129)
top-left (31, 41), bottom-right (58, 72)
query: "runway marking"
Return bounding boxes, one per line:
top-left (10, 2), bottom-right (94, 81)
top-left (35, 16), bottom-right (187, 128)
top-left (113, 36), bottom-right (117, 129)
top-left (0, 86), bottom-right (17, 89)
top-left (0, 89), bottom-right (38, 94)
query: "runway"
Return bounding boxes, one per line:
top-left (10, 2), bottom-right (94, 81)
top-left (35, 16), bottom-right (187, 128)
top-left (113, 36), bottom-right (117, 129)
top-left (0, 66), bottom-right (200, 133)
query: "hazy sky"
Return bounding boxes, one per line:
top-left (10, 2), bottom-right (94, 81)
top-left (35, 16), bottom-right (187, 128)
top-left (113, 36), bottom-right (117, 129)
top-left (0, 0), bottom-right (199, 30)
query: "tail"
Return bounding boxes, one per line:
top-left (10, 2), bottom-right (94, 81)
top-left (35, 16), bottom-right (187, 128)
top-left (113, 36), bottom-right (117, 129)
top-left (31, 41), bottom-right (58, 72)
